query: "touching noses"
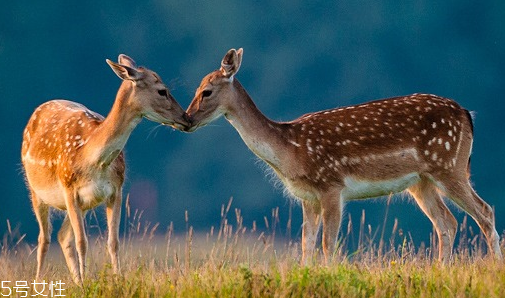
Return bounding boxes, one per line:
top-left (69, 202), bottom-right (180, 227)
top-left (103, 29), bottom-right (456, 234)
top-left (183, 112), bottom-right (193, 125)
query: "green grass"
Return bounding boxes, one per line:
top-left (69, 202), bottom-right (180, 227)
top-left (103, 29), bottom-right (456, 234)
top-left (1, 199), bottom-right (504, 297)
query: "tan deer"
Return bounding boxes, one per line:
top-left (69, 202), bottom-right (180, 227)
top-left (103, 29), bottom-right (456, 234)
top-left (185, 48), bottom-right (502, 264)
top-left (21, 54), bottom-right (188, 284)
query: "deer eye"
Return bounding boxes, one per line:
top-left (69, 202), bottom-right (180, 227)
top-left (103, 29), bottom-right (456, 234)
top-left (202, 90), bottom-right (213, 98)
top-left (158, 89), bottom-right (168, 97)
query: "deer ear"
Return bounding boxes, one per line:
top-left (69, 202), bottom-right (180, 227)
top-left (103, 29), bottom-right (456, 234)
top-left (118, 54), bottom-right (137, 68)
top-left (106, 58), bottom-right (143, 81)
top-left (220, 48), bottom-right (243, 79)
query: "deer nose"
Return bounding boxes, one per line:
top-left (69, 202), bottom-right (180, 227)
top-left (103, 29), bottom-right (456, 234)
top-left (183, 113), bottom-right (193, 125)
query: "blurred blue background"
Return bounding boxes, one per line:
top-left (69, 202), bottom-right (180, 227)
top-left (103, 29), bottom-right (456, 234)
top-left (1, 1), bottom-right (505, 250)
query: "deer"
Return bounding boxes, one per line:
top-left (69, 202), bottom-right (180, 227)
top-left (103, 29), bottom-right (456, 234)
top-left (185, 48), bottom-right (502, 264)
top-left (21, 54), bottom-right (189, 284)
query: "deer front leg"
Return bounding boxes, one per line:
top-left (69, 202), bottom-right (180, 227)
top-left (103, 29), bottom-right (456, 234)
top-left (301, 200), bottom-right (321, 265)
top-left (58, 215), bottom-right (81, 284)
top-left (64, 190), bottom-right (87, 285)
top-left (106, 190), bottom-right (122, 274)
top-left (31, 189), bottom-right (52, 281)
top-left (320, 189), bottom-right (343, 264)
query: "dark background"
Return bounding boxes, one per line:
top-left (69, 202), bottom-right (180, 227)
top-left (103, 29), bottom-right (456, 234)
top-left (1, 1), bottom-right (504, 250)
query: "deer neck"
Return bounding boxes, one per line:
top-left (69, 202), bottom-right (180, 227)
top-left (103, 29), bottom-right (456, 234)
top-left (224, 81), bottom-right (287, 169)
top-left (84, 82), bottom-right (142, 168)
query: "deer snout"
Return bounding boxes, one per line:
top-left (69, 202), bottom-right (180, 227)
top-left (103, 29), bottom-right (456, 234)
top-left (183, 113), bottom-right (193, 125)
top-left (181, 113), bottom-right (198, 132)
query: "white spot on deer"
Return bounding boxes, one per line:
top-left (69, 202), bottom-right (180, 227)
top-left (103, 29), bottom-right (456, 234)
top-left (432, 122), bottom-right (437, 129)
top-left (424, 150), bottom-right (430, 156)
top-left (432, 153), bottom-right (438, 161)
top-left (421, 129), bottom-right (427, 135)
top-left (349, 157), bottom-right (361, 165)
top-left (288, 140), bottom-right (301, 147)
top-left (65, 141), bottom-right (70, 147)
top-left (438, 138), bottom-right (443, 145)
top-left (448, 130), bottom-right (453, 137)
top-left (306, 140), bottom-right (313, 152)
top-left (445, 142), bottom-right (451, 151)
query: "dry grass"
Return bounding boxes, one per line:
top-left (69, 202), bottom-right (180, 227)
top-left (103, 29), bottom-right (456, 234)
top-left (1, 198), bottom-right (504, 297)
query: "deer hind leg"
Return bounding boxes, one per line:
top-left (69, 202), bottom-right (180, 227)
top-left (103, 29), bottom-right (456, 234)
top-left (64, 190), bottom-right (87, 284)
top-left (320, 188), bottom-right (343, 264)
top-left (407, 178), bottom-right (457, 262)
top-left (106, 190), bottom-right (122, 274)
top-left (301, 200), bottom-right (321, 265)
top-left (58, 215), bottom-right (81, 284)
top-left (31, 189), bottom-right (52, 281)
top-left (439, 175), bottom-right (502, 259)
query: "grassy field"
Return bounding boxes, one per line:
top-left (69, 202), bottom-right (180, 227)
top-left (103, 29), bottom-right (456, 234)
top-left (1, 199), bottom-right (504, 297)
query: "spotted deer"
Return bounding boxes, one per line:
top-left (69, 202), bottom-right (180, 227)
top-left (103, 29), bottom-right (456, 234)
top-left (21, 55), bottom-right (188, 284)
top-left (185, 48), bottom-right (502, 263)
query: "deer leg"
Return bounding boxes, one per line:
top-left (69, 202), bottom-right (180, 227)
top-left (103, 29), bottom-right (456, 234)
top-left (106, 190), bottom-right (122, 274)
top-left (440, 177), bottom-right (502, 259)
top-left (31, 189), bottom-right (52, 281)
top-left (320, 189), bottom-right (343, 264)
top-left (301, 200), bottom-right (321, 265)
top-left (64, 190), bottom-right (87, 284)
top-left (408, 178), bottom-right (457, 261)
top-left (58, 215), bottom-right (81, 284)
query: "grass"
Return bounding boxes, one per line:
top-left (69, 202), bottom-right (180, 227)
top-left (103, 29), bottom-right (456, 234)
top-left (1, 198), bottom-right (504, 297)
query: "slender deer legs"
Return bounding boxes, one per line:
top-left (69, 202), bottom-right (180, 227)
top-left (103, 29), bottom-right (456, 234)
top-left (63, 190), bottom-right (87, 284)
top-left (31, 189), bottom-right (51, 281)
top-left (320, 190), bottom-right (343, 263)
top-left (408, 178), bottom-right (458, 261)
top-left (301, 200), bottom-right (321, 265)
top-left (58, 216), bottom-right (80, 284)
top-left (106, 190), bottom-right (122, 274)
top-left (440, 176), bottom-right (502, 259)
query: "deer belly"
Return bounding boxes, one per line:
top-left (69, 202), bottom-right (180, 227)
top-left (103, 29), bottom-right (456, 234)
top-left (35, 184), bottom-right (67, 210)
top-left (341, 172), bottom-right (421, 200)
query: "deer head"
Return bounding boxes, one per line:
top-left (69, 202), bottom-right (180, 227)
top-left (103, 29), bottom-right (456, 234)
top-left (185, 48), bottom-right (244, 132)
top-left (107, 54), bottom-right (188, 130)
